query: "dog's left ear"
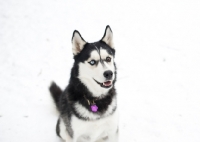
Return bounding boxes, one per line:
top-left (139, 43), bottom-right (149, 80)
top-left (101, 25), bottom-right (114, 48)
top-left (72, 30), bottom-right (86, 55)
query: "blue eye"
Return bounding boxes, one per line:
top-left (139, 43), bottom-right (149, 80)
top-left (89, 60), bottom-right (96, 65)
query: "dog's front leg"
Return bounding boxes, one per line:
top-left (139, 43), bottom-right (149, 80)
top-left (72, 137), bottom-right (78, 142)
top-left (105, 131), bottom-right (118, 142)
top-left (63, 135), bottom-right (73, 142)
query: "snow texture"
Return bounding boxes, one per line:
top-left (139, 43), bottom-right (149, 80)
top-left (0, 0), bottom-right (200, 142)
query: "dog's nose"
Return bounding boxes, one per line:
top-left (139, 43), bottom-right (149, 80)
top-left (103, 70), bottom-right (113, 80)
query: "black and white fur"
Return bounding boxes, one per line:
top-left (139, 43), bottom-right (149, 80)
top-left (49, 26), bottom-right (118, 142)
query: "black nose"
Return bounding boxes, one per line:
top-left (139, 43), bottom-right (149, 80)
top-left (103, 70), bottom-right (113, 80)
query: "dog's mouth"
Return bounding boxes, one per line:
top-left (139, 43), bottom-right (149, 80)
top-left (93, 79), bottom-right (112, 88)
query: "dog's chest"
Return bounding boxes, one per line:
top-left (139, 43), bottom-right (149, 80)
top-left (71, 109), bottom-right (118, 141)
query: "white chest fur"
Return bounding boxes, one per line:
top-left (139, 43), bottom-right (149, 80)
top-left (71, 109), bottom-right (118, 142)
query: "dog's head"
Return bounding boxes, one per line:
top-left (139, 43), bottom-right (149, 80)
top-left (71, 26), bottom-right (116, 97)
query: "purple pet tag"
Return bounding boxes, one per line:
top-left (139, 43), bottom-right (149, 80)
top-left (91, 104), bottom-right (98, 112)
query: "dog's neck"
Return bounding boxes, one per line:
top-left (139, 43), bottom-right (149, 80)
top-left (66, 77), bottom-right (117, 120)
top-left (68, 76), bottom-right (114, 98)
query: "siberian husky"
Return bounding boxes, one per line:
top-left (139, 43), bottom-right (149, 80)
top-left (49, 25), bottom-right (118, 142)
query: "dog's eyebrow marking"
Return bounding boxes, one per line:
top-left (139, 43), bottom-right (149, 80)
top-left (99, 47), bottom-right (106, 67)
top-left (93, 44), bottom-right (100, 54)
top-left (93, 44), bottom-right (105, 67)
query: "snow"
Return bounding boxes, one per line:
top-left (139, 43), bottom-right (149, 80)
top-left (0, 0), bottom-right (200, 141)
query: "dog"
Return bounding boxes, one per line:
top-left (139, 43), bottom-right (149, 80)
top-left (49, 25), bottom-right (118, 142)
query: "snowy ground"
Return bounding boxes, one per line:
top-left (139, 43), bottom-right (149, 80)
top-left (1, 0), bottom-right (200, 142)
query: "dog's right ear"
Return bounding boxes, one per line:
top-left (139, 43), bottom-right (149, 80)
top-left (72, 30), bottom-right (86, 55)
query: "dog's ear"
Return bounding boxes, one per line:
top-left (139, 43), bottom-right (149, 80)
top-left (72, 30), bottom-right (86, 55)
top-left (101, 25), bottom-right (114, 48)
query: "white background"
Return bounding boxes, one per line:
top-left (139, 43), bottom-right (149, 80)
top-left (0, 0), bottom-right (200, 142)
